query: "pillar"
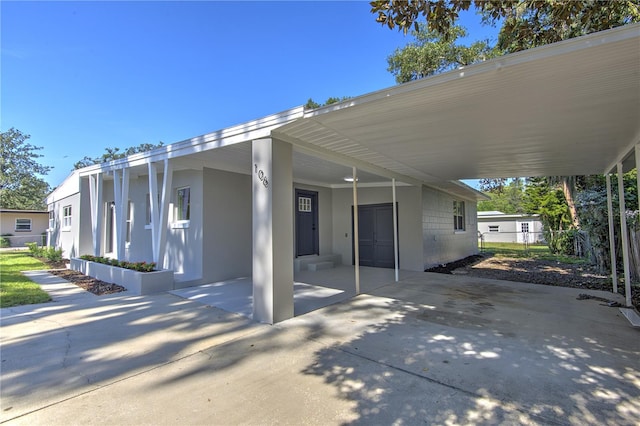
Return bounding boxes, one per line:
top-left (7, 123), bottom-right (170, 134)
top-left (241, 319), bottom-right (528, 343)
top-left (252, 138), bottom-right (294, 324)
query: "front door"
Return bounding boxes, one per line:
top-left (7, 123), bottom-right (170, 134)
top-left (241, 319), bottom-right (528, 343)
top-left (295, 189), bottom-right (319, 257)
top-left (354, 203), bottom-right (397, 268)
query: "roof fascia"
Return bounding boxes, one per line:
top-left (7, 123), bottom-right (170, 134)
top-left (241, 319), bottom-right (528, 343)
top-left (77, 107), bottom-right (305, 177)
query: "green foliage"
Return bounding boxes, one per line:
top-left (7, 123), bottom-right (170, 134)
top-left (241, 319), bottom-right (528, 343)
top-left (74, 142), bottom-right (164, 169)
top-left (387, 24), bottom-right (499, 83)
top-left (79, 254), bottom-right (157, 272)
top-left (26, 242), bottom-right (63, 262)
top-left (0, 251), bottom-right (51, 307)
top-left (477, 178), bottom-right (525, 214)
top-left (0, 128), bottom-right (51, 209)
top-left (304, 96), bottom-right (352, 110)
top-left (371, 1), bottom-right (640, 52)
top-left (1, 234), bottom-right (12, 248)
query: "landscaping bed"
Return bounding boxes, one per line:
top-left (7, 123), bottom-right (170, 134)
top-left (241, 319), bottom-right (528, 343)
top-left (426, 253), bottom-right (639, 310)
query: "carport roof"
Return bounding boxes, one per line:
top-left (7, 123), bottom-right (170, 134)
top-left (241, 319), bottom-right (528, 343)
top-left (69, 24), bottom-right (639, 202)
top-left (275, 23), bottom-right (640, 181)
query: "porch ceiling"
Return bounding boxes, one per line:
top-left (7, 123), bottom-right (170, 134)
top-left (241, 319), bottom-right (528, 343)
top-left (274, 24), bottom-right (640, 181)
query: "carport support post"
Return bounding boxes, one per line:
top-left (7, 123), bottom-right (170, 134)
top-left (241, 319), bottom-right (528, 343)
top-left (605, 174), bottom-right (618, 294)
top-left (252, 138), bottom-right (294, 324)
top-left (392, 178), bottom-right (399, 282)
top-left (352, 167), bottom-right (360, 295)
top-left (617, 162), bottom-right (632, 307)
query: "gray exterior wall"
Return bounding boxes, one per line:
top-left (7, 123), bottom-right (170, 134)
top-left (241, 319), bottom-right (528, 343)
top-left (202, 168), bottom-right (253, 283)
top-left (422, 186), bottom-right (478, 269)
top-left (331, 184), bottom-right (424, 272)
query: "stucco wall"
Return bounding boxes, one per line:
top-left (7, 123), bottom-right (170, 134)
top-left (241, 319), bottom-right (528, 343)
top-left (422, 186), bottom-right (479, 269)
top-left (202, 168), bottom-right (252, 283)
top-left (0, 211), bottom-right (48, 247)
top-left (293, 183), bottom-right (333, 256)
top-left (165, 170), bottom-right (203, 282)
top-left (48, 192), bottom-right (82, 258)
top-left (331, 184), bottom-right (424, 271)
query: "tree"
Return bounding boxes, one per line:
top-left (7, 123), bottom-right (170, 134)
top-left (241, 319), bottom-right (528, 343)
top-left (74, 142), bottom-right (164, 169)
top-left (477, 178), bottom-right (525, 214)
top-left (0, 128), bottom-right (51, 210)
top-left (387, 24), bottom-right (498, 83)
top-left (304, 96), bottom-right (352, 110)
top-left (371, 1), bottom-right (640, 52)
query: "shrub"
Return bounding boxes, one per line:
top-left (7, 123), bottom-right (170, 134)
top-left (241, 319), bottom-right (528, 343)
top-left (79, 255), bottom-right (157, 272)
top-left (44, 247), bottom-right (63, 263)
top-left (0, 234), bottom-right (12, 248)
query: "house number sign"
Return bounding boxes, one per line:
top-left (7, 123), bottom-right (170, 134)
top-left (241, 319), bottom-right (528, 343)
top-left (254, 164), bottom-right (269, 188)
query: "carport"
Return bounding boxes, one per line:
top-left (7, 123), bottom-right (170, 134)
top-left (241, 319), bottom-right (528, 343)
top-left (273, 23), bottom-right (640, 311)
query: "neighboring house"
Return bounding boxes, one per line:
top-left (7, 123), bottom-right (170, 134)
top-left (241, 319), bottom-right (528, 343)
top-left (477, 211), bottom-right (545, 244)
top-left (0, 209), bottom-right (49, 247)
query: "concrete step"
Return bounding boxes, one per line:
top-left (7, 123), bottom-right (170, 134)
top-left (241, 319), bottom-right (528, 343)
top-left (294, 254), bottom-right (342, 272)
top-left (308, 261), bottom-right (334, 272)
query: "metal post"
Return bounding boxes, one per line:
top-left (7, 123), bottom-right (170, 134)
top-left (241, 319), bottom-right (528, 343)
top-left (352, 167), bottom-right (360, 295)
top-left (605, 174), bottom-right (618, 293)
top-left (392, 178), bottom-right (399, 282)
top-left (617, 163), bottom-right (632, 307)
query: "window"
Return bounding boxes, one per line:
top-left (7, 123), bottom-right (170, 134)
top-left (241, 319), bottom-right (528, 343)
top-left (488, 225), bottom-right (499, 233)
top-left (63, 205), bottom-right (72, 228)
top-left (176, 187), bottom-right (190, 221)
top-left (15, 218), bottom-right (32, 232)
top-left (49, 210), bottom-right (55, 230)
top-left (125, 201), bottom-right (132, 244)
top-left (521, 223), bottom-right (530, 233)
top-left (453, 200), bottom-right (465, 231)
top-left (298, 196), bottom-right (312, 212)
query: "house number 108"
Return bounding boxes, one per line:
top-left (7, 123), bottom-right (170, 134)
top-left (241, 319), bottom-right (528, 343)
top-left (254, 164), bottom-right (269, 188)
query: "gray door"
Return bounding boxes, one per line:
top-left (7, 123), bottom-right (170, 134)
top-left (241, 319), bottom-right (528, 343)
top-left (353, 203), bottom-right (396, 268)
top-left (295, 189), bottom-right (319, 256)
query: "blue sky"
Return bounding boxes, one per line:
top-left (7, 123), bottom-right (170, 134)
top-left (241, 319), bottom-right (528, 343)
top-left (2, 1), bottom-right (498, 187)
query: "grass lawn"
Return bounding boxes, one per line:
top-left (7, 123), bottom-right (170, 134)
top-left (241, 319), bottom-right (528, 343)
top-left (0, 251), bottom-right (51, 308)
top-left (480, 242), bottom-right (588, 264)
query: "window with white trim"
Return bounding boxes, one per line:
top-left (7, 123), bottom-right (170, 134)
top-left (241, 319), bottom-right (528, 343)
top-left (15, 218), bottom-right (31, 232)
top-left (298, 196), bottom-right (312, 212)
top-left (176, 187), bottom-right (190, 221)
top-left (49, 210), bottom-right (55, 230)
top-left (488, 225), bottom-right (499, 233)
top-left (453, 200), bottom-right (465, 231)
top-left (63, 205), bottom-right (72, 228)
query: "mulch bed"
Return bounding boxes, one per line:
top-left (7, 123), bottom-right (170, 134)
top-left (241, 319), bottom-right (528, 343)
top-left (47, 265), bottom-right (126, 296)
top-left (426, 253), bottom-right (639, 311)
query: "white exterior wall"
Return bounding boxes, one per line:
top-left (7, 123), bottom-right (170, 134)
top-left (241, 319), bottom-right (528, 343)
top-left (422, 186), bottom-right (478, 269)
top-left (202, 168), bottom-right (252, 283)
top-left (294, 183), bottom-right (333, 256)
top-left (478, 215), bottom-right (545, 244)
top-left (165, 169), bottom-right (203, 283)
top-left (124, 175), bottom-right (154, 262)
top-left (48, 192), bottom-right (83, 259)
top-left (331, 184), bottom-right (424, 271)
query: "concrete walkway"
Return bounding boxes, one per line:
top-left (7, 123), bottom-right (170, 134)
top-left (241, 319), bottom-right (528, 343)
top-left (1, 270), bottom-right (638, 425)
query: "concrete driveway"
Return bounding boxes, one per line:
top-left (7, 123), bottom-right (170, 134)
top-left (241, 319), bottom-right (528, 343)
top-left (1, 270), bottom-right (638, 425)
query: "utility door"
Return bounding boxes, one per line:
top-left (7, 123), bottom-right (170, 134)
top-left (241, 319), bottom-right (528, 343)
top-left (295, 189), bottom-right (319, 256)
top-left (353, 203), bottom-right (396, 268)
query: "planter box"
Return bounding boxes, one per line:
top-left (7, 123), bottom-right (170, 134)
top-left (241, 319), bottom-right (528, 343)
top-left (70, 258), bottom-right (174, 295)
